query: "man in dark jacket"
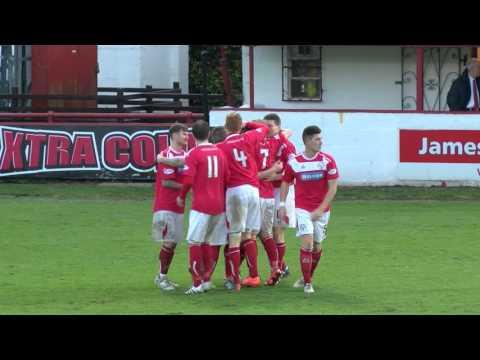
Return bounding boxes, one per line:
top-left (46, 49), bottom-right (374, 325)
top-left (447, 58), bottom-right (480, 111)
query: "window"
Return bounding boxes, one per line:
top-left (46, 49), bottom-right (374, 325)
top-left (0, 45), bottom-right (32, 107)
top-left (282, 45), bottom-right (323, 101)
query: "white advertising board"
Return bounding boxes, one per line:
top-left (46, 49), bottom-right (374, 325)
top-left (210, 110), bottom-right (480, 186)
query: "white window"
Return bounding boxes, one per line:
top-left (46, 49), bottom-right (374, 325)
top-left (282, 45), bottom-right (323, 101)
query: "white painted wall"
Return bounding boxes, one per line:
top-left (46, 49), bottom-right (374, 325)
top-left (98, 45), bottom-right (189, 91)
top-left (210, 110), bottom-right (480, 186)
top-left (243, 46), bottom-right (403, 110)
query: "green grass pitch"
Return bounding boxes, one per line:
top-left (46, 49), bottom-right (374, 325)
top-left (0, 182), bottom-right (479, 315)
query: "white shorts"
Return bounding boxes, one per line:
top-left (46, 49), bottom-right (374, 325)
top-left (259, 197), bottom-right (275, 237)
top-left (226, 184), bottom-right (261, 234)
top-left (274, 186), bottom-right (296, 228)
top-left (186, 210), bottom-right (228, 246)
top-left (152, 211), bottom-right (184, 244)
top-left (295, 208), bottom-right (330, 244)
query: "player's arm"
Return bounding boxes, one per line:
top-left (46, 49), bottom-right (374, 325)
top-left (176, 152), bottom-right (196, 207)
top-left (278, 163), bottom-right (294, 223)
top-left (243, 119), bottom-right (269, 130)
top-left (311, 179), bottom-right (338, 221)
top-left (267, 172), bottom-right (283, 181)
top-left (158, 162), bottom-right (182, 189)
top-left (311, 159), bottom-right (339, 221)
top-left (277, 180), bottom-right (291, 225)
top-left (268, 141), bottom-right (295, 181)
top-left (243, 121), bottom-right (269, 139)
top-left (177, 176), bottom-right (192, 208)
top-left (162, 180), bottom-right (182, 189)
top-left (157, 153), bottom-right (185, 167)
top-left (280, 128), bottom-right (293, 139)
top-left (258, 160), bottom-right (283, 180)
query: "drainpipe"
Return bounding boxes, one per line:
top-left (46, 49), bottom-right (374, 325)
top-left (249, 46), bottom-right (254, 109)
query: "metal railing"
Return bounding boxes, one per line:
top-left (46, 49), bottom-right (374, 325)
top-left (0, 111), bottom-right (204, 124)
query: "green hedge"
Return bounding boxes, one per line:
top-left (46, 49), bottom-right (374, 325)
top-left (189, 46), bottom-right (243, 107)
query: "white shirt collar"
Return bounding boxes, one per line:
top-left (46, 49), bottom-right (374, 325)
top-left (302, 152), bottom-right (320, 161)
top-left (168, 146), bottom-right (184, 155)
top-left (225, 133), bottom-right (240, 141)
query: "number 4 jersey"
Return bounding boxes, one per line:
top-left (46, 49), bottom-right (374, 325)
top-left (216, 123), bottom-right (269, 189)
top-left (182, 143), bottom-right (229, 215)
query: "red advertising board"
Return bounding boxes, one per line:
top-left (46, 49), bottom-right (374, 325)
top-left (0, 124), bottom-right (195, 180)
top-left (399, 130), bottom-right (480, 163)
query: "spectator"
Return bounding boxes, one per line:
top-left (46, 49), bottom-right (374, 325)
top-left (447, 58), bottom-right (480, 111)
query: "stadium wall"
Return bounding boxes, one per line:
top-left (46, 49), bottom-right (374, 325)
top-left (210, 110), bottom-right (480, 186)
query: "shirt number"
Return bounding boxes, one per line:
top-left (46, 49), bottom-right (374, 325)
top-left (233, 148), bottom-right (247, 168)
top-left (260, 148), bottom-right (269, 169)
top-left (207, 155), bottom-right (218, 178)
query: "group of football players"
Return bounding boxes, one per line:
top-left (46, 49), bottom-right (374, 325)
top-left (152, 112), bottom-right (339, 295)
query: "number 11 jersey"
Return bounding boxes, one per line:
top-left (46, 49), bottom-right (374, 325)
top-left (183, 143), bottom-right (229, 215)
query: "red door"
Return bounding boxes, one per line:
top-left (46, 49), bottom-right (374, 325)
top-left (31, 45), bottom-right (97, 110)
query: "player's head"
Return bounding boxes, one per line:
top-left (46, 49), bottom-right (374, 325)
top-left (169, 123), bottom-right (188, 148)
top-left (224, 112), bottom-right (243, 135)
top-left (264, 113), bottom-right (281, 136)
top-left (302, 125), bottom-right (322, 153)
top-left (209, 126), bottom-right (227, 144)
top-left (192, 120), bottom-right (210, 142)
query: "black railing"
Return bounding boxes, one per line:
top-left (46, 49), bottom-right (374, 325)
top-left (0, 83), bottom-right (224, 120)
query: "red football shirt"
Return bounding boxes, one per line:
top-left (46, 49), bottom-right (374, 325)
top-left (216, 123), bottom-right (269, 189)
top-left (272, 138), bottom-right (297, 189)
top-left (183, 143), bottom-right (229, 215)
top-left (256, 133), bottom-right (289, 199)
top-left (283, 152), bottom-right (339, 213)
top-left (153, 147), bottom-right (186, 214)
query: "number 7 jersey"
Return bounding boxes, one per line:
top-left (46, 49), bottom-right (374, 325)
top-left (183, 143), bottom-right (229, 215)
top-left (216, 124), bottom-right (269, 189)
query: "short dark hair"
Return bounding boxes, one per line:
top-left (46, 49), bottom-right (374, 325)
top-left (192, 120), bottom-right (210, 141)
top-left (302, 125), bottom-right (321, 144)
top-left (169, 123), bottom-right (188, 139)
top-left (263, 113), bottom-right (281, 126)
top-left (209, 126), bottom-right (227, 144)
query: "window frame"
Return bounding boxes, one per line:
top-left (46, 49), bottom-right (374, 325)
top-left (282, 45), bottom-right (323, 102)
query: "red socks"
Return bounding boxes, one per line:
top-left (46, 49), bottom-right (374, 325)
top-left (226, 246), bottom-right (241, 284)
top-left (201, 243), bottom-right (212, 282)
top-left (277, 243), bottom-right (286, 271)
top-left (203, 245), bottom-right (221, 281)
top-left (188, 244), bottom-right (203, 287)
top-left (224, 244), bottom-right (231, 279)
top-left (159, 245), bottom-right (175, 275)
top-left (239, 244), bottom-right (246, 266)
top-left (261, 236), bottom-right (279, 272)
top-left (311, 249), bottom-right (323, 277)
top-left (242, 239), bottom-right (259, 278)
top-left (300, 248), bottom-right (313, 284)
